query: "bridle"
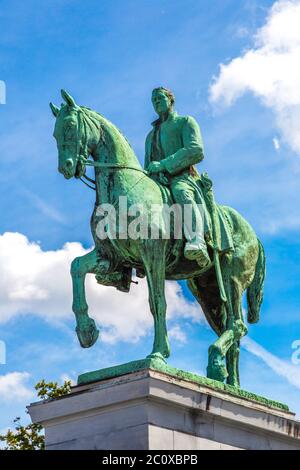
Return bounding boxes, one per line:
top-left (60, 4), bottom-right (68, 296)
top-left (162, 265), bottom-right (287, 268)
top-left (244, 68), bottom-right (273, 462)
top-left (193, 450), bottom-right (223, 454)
top-left (71, 108), bottom-right (148, 191)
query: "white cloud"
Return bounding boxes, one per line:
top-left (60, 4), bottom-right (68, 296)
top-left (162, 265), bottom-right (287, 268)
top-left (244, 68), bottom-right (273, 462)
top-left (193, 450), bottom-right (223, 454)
top-left (0, 80), bottom-right (6, 104)
top-left (273, 136), bottom-right (280, 151)
top-left (0, 232), bottom-right (203, 344)
top-left (0, 372), bottom-right (34, 402)
top-left (235, 26), bottom-right (250, 39)
top-left (0, 232), bottom-right (86, 323)
top-left (0, 427), bottom-right (9, 436)
top-left (59, 373), bottom-right (76, 386)
top-left (243, 337), bottom-right (300, 389)
top-left (210, 0), bottom-right (300, 155)
top-left (168, 325), bottom-right (187, 344)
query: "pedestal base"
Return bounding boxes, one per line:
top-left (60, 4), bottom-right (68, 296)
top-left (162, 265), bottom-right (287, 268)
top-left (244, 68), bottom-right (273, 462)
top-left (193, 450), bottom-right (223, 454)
top-left (28, 362), bottom-right (300, 450)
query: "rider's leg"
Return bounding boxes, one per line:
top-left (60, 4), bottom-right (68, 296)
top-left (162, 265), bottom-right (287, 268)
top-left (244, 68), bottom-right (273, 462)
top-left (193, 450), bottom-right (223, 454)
top-left (171, 177), bottom-right (210, 268)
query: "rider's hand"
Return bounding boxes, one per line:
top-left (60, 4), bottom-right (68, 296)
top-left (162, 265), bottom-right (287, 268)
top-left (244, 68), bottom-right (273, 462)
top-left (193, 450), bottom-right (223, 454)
top-left (148, 161), bottom-right (165, 174)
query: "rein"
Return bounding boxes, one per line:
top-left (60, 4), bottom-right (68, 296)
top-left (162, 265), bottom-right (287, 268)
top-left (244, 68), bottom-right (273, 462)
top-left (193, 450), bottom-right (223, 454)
top-left (79, 175), bottom-right (97, 190)
top-left (74, 109), bottom-right (148, 192)
top-left (78, 159), bottom-right (148, 191)
top-left (80, 160), bottom-right (148, 191)
top-left (82, 158), bottom-right (148, 175)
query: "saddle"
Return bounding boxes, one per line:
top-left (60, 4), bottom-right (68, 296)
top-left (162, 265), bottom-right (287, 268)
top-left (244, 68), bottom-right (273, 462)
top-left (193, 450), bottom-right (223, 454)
top-left (94, 173), bottom-right (234, 292)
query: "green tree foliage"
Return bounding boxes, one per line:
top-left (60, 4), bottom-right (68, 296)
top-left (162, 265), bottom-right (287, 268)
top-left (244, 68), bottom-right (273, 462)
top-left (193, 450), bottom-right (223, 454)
top-left (0, 379), bottom-right (71, 450)
top-left (35, 379), bottom-right (72, 400)
top-left (0, 419), bottom-right (45, 451)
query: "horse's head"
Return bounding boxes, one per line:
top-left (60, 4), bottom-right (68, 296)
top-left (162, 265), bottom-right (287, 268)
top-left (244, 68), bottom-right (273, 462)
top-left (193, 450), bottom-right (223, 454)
top-left (50, 90), bottom-right (90, 179)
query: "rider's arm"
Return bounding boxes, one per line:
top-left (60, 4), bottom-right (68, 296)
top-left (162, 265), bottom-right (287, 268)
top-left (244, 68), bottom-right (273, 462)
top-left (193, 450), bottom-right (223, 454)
top-left (161, 116), bottom-right (204, 175)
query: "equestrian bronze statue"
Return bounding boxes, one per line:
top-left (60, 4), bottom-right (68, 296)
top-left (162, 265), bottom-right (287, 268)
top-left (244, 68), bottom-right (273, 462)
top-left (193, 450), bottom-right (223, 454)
top-left (50, 88), bottom-right (265, 388)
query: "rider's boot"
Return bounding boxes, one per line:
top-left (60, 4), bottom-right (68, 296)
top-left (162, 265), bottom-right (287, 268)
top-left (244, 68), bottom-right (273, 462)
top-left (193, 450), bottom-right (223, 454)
top-left (184, 234), bottom-right (210, 268)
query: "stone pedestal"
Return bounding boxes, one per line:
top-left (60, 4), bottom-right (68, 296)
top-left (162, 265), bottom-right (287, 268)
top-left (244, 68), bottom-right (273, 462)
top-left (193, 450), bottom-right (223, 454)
top-left (28, 360), bottom-right (300, 450)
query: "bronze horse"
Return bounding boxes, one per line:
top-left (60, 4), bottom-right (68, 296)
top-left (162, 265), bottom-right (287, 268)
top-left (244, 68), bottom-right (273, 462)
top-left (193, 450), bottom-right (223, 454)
top-left (50, 90), bottom-right (265, 387)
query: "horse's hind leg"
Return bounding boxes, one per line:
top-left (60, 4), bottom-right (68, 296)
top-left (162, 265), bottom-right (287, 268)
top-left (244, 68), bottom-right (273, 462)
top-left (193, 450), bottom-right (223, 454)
top-left (207, 321), bottom-right (234, 383)
top-left (226, 300), bottom-right (244, 387)
top-left (207, 276), bottom-right (247, 384)
top-left (71, 248), bottom-right (100, 348)
top-left (226, 341), bottom-right (240, 387)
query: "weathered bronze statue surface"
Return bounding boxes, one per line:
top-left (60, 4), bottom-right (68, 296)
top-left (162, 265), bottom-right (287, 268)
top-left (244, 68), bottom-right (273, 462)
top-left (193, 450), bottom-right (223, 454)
top-left (50, 88), bottom-right (265, 389)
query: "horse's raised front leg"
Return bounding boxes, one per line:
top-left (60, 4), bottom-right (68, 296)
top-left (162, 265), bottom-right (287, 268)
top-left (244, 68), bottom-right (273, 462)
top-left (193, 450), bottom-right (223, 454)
top-left (71, 248), bottom-right (100, 348)
top-left (142, 247), bottom-right (170, 362)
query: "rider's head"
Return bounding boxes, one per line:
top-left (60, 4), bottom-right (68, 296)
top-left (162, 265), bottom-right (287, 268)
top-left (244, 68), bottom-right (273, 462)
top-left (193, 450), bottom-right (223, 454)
top-left (152, 87), bottom-right (175, 116)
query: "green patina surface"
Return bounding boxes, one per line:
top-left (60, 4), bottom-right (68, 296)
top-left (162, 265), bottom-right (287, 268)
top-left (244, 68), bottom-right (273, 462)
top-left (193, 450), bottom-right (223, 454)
top-left (77, 358), bottom-right (289, 412)
top-left (52, 88), bottom-right (266, 390)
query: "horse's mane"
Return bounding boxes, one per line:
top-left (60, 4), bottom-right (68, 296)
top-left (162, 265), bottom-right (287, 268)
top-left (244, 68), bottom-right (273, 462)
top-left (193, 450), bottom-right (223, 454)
top-left (79, 106), bottom-right (134, 152)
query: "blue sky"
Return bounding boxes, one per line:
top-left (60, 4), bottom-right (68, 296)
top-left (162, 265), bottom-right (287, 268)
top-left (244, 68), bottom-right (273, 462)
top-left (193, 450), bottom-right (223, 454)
top-left (1, 0), bottom-right (300, 433)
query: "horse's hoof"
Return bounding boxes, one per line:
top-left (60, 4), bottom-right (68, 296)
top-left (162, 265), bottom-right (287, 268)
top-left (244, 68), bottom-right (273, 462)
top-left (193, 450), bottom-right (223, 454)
top-left (207, 362), bottom-right (228, 382)
top-left (76, 318), bottom-right (99, 348)
top-left (146, 352), bottom-right (167, 363)
top-left (207, 351), bottom-right (228, 383)
top-left (227, 378), bottom-right (240, 388)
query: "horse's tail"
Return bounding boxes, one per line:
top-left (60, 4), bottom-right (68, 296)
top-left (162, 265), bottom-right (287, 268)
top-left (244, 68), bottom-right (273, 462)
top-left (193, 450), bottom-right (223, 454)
top-left (247, 239), bottom-right (266, 324)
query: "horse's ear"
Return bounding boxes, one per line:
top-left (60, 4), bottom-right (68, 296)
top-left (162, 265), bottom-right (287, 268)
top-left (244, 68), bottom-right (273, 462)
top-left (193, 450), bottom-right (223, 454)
top-left (61, 89), bottom-right (76, 107)
top-left (49, 102), bottom-right (60, 117)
